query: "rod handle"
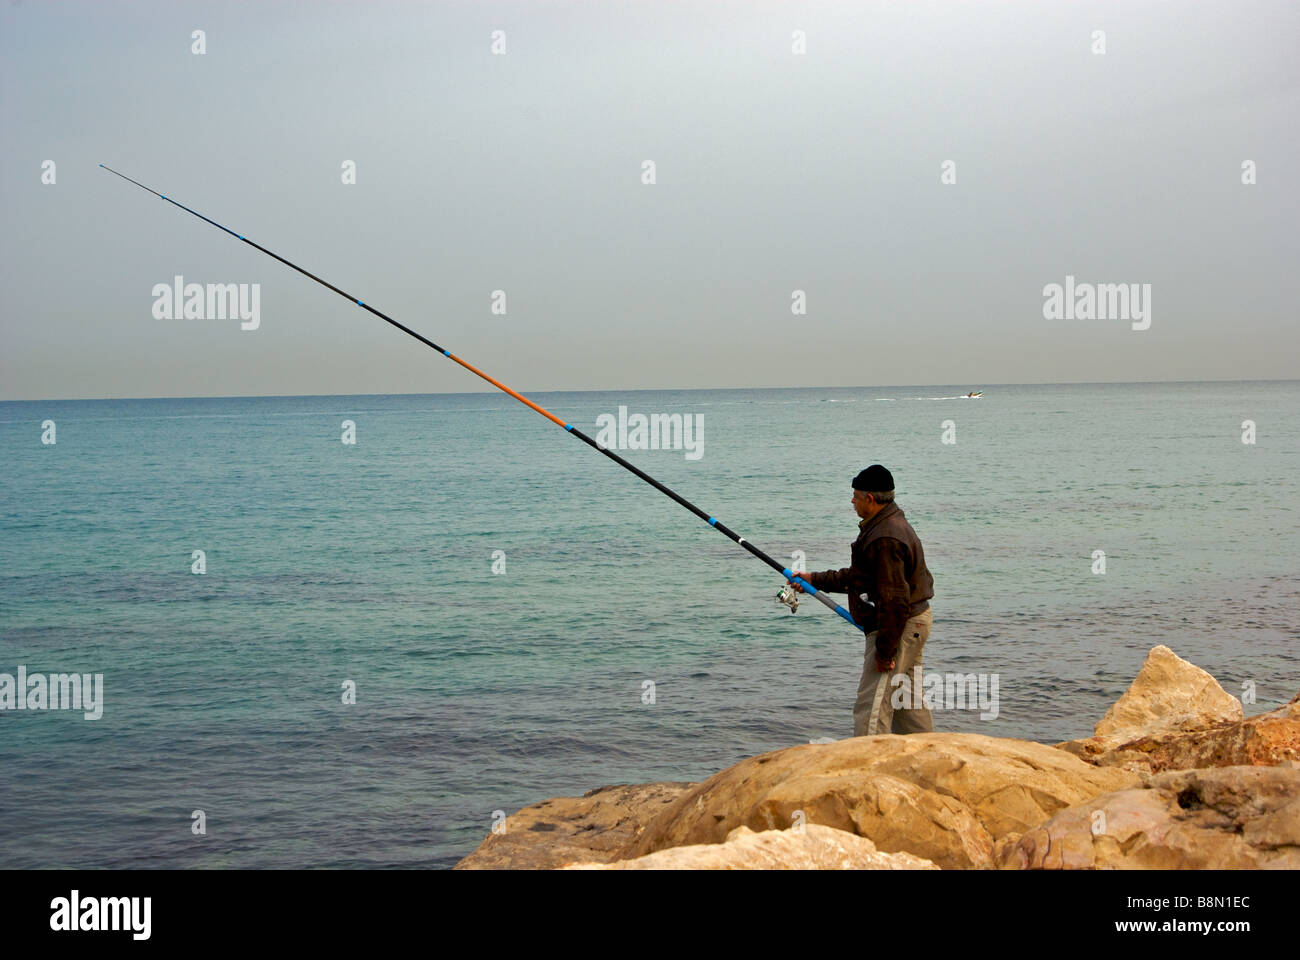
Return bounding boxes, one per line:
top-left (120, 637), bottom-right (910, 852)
top-left (782, 570), bottom-right (861, 630)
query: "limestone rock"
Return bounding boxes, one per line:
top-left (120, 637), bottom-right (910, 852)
top-left (1095, 698), bottom-right (1300, 774)
top-left (1093, 645), bottom-right (1242, 742)
top-left (564, 824), bottom-right (939, 870)
top-left (628, 733), bottom-right (1138, 870)
top-left (454, 650), bottom-right (1292, 870)
top-left (1058, 648), bottom-right (1297, 773)
top-left (1000, 763), bottom-right (1300, 869)
top-left (454, 781), bottom-right (694, 870)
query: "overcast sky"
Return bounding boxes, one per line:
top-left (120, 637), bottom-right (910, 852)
top-left (2, 0), bottom-right (1296, 400)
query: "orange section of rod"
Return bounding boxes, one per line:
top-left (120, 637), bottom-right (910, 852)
top-left (446, 353), bottom-right (568, 428)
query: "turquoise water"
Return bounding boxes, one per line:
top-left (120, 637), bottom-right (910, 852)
top-left (1, 381), bottom-right (1297, 868)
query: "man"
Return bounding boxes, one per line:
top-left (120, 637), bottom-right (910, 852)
top-left (792, 465), bottom-right (935, 737)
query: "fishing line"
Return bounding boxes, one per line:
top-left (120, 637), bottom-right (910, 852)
top-left (100, 164), bottom-right (860, 631)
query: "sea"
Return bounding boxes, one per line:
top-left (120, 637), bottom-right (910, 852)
top-left (1, 381), bottom-right (1297, 868)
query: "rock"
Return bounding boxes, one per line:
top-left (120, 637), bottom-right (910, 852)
top-left (564, 824), bottom-right (940, 870)
top-left (992, 832), bottom-right (1024, 864)
top-left (627, 733), bottom-right (1138, 870)
top-left (454, 781), bottom-right (694, 870)
top-left (1093, 645), bottom-right (1243, 742)
top-left (454, 651), bottom-right (1291, 870)
top-left (1057, 648), bottom-right (1298, 774)
top-left (999, 763), bottom-right (1300, 869)
top-left (1093, 698), bottom-right (1300, 774)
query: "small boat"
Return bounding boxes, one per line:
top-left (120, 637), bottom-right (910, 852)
top-left (965, 391), bottom-right (983, 398)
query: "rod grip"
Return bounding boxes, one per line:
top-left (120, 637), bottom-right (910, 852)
top-left (782, 570), bottom-right (861, 630)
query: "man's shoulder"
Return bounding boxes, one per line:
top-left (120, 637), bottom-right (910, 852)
top-left (881, 508), bottom-right (923, 539)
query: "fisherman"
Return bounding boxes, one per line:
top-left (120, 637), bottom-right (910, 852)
top-left (792, 465), bottom-right (935, 737)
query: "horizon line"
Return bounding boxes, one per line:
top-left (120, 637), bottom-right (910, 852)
top-left (2, 376), bottom-right (1296, 404)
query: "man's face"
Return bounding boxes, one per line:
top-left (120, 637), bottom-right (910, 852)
top-left (852, 488), bottom-right (874, 518)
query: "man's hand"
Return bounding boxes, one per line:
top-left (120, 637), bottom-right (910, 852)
top-left (789, 571), bottom-right (811, 593)
top-left (875, 654), bottom-right (896, 673)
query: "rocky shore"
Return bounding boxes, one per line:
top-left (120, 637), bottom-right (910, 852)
top-left (455, 646), bottom-right (1300, 869)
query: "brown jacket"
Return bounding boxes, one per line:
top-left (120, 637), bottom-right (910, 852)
top-left (807, 501), bottom-right (933, 661)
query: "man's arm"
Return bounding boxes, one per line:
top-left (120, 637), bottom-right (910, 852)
top-left (801, 566), bottom-right (852, 593)
top-left (799, 564), bottom-right (873, 597)
top-left (869, 537), bottom-right (912, 662)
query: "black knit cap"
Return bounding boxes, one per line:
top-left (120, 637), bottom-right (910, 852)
top-left (852, 464), bottom-right (894, 492)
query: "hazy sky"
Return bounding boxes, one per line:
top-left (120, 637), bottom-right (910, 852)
top-left (2, 0), bottom-right (1296, 400)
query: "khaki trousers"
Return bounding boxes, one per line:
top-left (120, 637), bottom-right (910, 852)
top-left (853, 607), bottom-right (934, 737)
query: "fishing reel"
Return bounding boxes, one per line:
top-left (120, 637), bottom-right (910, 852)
top-left (776, 582), bottom-right (800, 614)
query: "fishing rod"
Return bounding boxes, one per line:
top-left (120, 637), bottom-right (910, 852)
top-left (99, 163), bottom-right (860, 632)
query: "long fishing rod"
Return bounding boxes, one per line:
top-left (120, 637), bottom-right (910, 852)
top-left (99, 163), bottom-right (860, 632)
